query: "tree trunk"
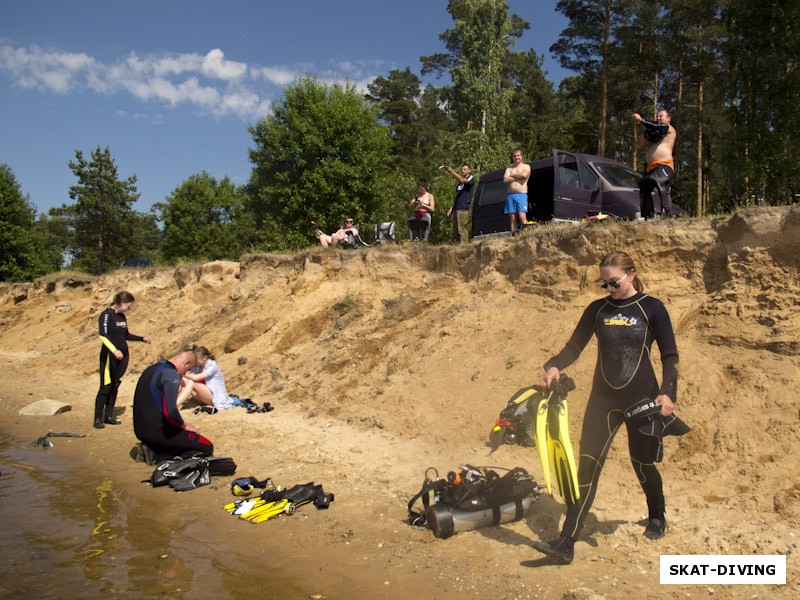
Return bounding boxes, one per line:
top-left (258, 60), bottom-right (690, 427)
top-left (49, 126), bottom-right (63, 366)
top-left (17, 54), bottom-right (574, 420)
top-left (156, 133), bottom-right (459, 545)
top-left (652, 72), bottom-right (659, 119)
top-left (597, 0), bottom-right (611, 156)
top-left (696, 80), bottom-right (704, 217)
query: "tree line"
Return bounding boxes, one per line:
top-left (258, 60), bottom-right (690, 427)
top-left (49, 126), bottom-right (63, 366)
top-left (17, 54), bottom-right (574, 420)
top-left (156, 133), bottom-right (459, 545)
top-left (2, 0), bottom-right (796, 281)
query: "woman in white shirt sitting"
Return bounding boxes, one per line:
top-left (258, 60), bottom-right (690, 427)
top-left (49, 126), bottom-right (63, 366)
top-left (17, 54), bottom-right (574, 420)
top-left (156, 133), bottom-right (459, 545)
top-left (182, 346), bottom-right (232, 410)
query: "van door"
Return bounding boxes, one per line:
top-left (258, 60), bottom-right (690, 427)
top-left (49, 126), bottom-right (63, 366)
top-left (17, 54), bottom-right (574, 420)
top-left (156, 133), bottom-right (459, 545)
top-left (552, 150), bottom-right (602, 219)
top-left (471, 172), bottom-right (510, 237)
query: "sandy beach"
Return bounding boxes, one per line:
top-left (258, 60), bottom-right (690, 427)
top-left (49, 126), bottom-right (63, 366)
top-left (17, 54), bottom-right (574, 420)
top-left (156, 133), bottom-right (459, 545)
top-left (1, 206), bottom-right (799, 599)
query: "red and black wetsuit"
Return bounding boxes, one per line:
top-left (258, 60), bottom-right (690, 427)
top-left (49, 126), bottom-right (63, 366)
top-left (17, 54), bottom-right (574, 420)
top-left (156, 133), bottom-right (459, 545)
top-left (544, 292), bottom-right (679, 540)
top-left (94, 307), bottom-right (145, 424)
top-left (133, 359), bottom-right (214, 456)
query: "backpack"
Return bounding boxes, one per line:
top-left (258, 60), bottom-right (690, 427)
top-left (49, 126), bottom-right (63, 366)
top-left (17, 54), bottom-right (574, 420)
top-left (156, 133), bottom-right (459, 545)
top-left (374, 221), bottom-right (396, 244)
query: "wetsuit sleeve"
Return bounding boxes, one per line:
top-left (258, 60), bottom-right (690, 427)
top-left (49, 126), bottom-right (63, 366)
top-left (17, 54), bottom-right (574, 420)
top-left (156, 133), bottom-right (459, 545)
top-left (651, 300), bottom-right (679, 402)
top-left (543, 300), bottom-right (600, 371)
top-left (158, 369), bottom-right (185, 426)
top-left (98, 310), bottom-right (119, 353)
top-left (99, 335), bottom-right (118, 353)
top-left (126, 332), bottom-right (145, 342)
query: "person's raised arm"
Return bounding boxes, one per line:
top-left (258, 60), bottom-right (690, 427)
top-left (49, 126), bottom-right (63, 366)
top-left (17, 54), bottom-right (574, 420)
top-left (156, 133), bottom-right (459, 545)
top-left (445, 165), bottom-right (467, 184)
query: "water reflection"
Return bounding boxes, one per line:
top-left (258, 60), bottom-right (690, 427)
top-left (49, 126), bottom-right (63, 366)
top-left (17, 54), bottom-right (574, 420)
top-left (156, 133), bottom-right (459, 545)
top-left (0, 430), bottom-right (308, 599)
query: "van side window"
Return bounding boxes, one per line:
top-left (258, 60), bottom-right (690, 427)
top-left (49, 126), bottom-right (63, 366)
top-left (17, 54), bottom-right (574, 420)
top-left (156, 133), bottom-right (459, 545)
top-left (560, 164), bottom-right (580, 188)
top-left (477, 180), bottom-right (507, 207)
top-left (577, 161), bottom-right (598, 190)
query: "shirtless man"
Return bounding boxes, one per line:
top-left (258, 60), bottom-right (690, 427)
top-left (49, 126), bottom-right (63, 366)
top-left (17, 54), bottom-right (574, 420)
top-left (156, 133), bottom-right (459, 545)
top-left (633, 109), bottom-right (676, 219)
top-left (503, 149), bottom-right (531, 236)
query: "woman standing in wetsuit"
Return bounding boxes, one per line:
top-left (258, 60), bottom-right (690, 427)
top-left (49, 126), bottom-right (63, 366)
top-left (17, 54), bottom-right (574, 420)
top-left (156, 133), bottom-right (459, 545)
top-left (532, 251), bottom-right (680, 563)
top-left (94, 291), bottom-right (152, 429)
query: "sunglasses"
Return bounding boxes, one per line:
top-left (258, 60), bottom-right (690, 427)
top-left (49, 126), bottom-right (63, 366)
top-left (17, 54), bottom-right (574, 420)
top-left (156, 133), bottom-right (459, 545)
top-left (599, 272), bottom-right (628, 289)
top-left (345, 220), bottom-right (354, 224)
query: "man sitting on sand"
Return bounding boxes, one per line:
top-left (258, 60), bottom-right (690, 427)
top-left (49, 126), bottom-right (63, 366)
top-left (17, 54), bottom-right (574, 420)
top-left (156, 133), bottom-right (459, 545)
top-left (133, 343), bottom-right (214, 457)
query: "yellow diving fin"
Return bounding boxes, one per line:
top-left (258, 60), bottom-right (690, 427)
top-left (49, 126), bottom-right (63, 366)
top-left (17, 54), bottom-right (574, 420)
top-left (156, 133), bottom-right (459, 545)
top-left (533, 377), bottom-right (580, 504)
top-left (535, 392), bottom-right (552, 496)
top-left (547, 398), bottom-right (580, 504)
top-left (248, 499), bottom-right (296, 524)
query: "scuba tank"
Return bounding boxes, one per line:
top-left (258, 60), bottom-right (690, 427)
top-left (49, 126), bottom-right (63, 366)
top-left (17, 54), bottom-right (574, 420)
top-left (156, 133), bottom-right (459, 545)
top-left (425, 493), bottom-right (538, 539)
top-left (407, 465), bottom-right (540, 539)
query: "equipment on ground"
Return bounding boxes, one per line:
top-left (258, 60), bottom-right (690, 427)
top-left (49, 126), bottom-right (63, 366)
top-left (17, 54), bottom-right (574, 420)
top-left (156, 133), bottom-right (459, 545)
top-left (225, 481), bottom-right (334, 523)
top-left (488, 376), bottom-right (580, 504)
top-left (407, 465), bottom-right (540, 539)
top-left (146, 455), bottom-right (237, 491)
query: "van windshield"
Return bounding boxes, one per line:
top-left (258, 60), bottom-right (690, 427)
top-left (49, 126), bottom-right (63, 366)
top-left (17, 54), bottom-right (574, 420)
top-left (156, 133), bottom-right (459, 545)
top-left (592, 162), bottom-right (642, 189)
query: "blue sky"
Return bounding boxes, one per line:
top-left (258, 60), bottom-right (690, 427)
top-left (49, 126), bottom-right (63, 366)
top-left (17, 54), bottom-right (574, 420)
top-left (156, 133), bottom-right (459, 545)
top-left (0, 1), bottom-right (570, 216)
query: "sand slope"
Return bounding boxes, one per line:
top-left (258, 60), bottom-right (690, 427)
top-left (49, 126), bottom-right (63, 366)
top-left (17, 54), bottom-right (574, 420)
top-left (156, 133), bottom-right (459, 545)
top-left (1, 206), bottom-right (799, 599)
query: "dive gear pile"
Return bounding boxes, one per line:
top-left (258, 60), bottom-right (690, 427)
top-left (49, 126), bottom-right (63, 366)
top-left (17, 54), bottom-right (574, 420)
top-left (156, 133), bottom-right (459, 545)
top-left (489, 387), bottom-right (540, 451)
top-left (407, 465), bottom-right (540, 539)
top-left (489, 376), bottom-right (580, 505)
top-left (146, 455), bottom-right (237, 491)
top-left (225, 479), bottom-right (334, 523)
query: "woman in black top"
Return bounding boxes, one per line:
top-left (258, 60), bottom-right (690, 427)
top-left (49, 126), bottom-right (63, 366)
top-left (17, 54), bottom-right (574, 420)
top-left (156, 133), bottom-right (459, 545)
top-left (94, 291), bottom-right (151, 428)
top-left (533, 251), bottom-right (680, 563)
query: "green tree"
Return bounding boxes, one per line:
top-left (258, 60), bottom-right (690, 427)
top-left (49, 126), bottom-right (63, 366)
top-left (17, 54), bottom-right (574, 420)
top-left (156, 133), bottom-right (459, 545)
top-left (156, 172), bottom-right (250, 262)
top-left (551, 0), bottom-right (637, 156)
top-left (659, 0), bottom-right (728, 216)
top-left (718, 0), bottom-right (800, 209)
top-left (422, 0), bottom-right (528, 136)
top-left (0, 164), bottom-right (53, 281)
top-left (247, 76), bottom-right (392, 250)
top-left (506, 49), bottom-right (581, 159)
top-left (367, 68), bottom-right (426, 174)
top-left (32, 213), bottom-right (70, 274)
top-left (53, 147), bottom-right (141, 273)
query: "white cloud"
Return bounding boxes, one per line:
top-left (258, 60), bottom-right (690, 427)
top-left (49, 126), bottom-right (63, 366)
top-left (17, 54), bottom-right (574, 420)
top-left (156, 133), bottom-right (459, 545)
top-left (0, 44), bottom-right (95, 93)
top-left (202, 48), bottom-right (247, 80)
top-left (0, 43), bottom-right (393, 120)
top-left (251, 65), bottom-right (298, 86)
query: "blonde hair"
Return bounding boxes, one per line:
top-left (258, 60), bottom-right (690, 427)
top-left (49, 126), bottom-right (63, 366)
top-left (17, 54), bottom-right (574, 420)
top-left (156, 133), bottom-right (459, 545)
top-left (600, 250), bottom-right (644, 292)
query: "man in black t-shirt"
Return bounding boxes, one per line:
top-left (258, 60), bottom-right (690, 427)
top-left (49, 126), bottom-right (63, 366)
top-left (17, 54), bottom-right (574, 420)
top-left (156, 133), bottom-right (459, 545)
top-left (444, 164), bottom-right (475, 242)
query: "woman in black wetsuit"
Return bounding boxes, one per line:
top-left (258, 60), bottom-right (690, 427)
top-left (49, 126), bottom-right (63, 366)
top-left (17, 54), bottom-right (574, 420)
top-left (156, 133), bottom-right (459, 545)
top-left (533, 251), bottom-right (681, 563)
top-left (94, 291), bottom-right (152, 429)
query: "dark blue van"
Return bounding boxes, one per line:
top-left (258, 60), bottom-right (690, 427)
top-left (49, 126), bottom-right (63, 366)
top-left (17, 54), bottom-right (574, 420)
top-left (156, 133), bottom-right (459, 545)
top-left (471, 149), bottom-right (682, 238)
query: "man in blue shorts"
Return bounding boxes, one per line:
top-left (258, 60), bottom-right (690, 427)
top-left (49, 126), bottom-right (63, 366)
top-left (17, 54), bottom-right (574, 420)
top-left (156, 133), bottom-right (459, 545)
top-left (503, 149), bottom-right (531, 236)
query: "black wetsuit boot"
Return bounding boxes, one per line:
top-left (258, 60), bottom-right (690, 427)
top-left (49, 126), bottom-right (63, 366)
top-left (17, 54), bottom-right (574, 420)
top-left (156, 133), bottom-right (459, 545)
top-left (103, 381), bottom-right (122, 424)
top-left (533, 535), bottom-right (575, 563)
top-left (644, 514), bottom-right (667, 540)
top-left (93, 384), bottom-right (112, 428)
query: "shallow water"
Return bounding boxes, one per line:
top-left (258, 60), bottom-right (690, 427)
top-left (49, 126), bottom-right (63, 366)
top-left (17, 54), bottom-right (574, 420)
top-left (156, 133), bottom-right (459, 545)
top-left (0, 430), bottom-right (309, 599)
